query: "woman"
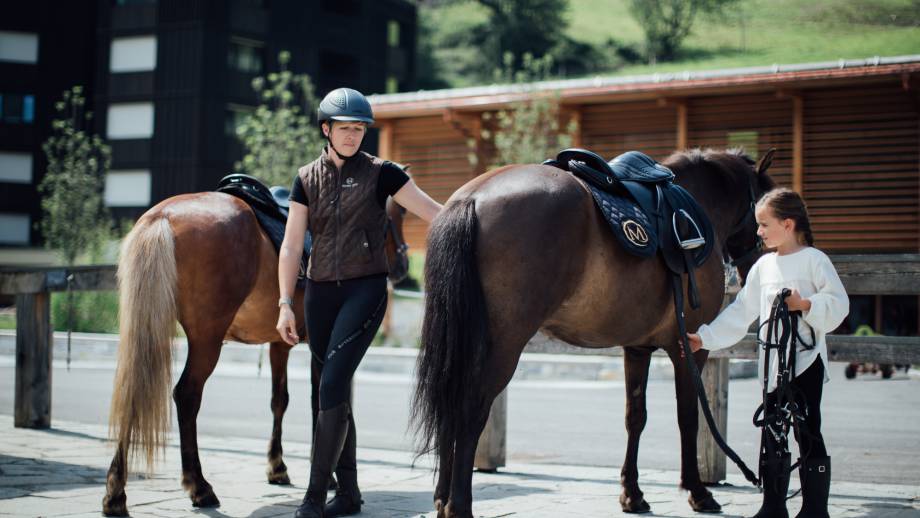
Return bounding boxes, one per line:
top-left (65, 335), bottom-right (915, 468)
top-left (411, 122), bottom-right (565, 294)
top-left (276, 87), bottom-right (441, 518)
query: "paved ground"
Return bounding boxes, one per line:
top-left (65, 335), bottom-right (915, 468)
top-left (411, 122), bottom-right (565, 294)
top-left (1, 414), bottom-right (918, 518)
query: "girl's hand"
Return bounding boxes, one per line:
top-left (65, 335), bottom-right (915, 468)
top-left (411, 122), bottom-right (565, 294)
top-left (276, 305), bottom-right (299, 345)
top-left (784, 289), bottom-right (812, 312)
top-left (679, 333), bottom-right (704, 357)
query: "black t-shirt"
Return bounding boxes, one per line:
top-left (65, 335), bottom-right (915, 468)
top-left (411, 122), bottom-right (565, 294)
top-left (289, 161), bottom-right (410, 209)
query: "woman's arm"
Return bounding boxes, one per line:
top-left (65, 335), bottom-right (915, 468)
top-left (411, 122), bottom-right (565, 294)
top-left (276, 201), bottom-right (308, 345)
top-left (392, 180), bottom-right (443, 223)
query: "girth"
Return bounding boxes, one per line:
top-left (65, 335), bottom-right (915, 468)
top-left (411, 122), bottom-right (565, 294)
top-left (216, 173), bottom-right (312, 287)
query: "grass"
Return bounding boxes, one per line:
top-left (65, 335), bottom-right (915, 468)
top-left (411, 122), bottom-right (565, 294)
top-left (427, 0), bottom-right (920, 87)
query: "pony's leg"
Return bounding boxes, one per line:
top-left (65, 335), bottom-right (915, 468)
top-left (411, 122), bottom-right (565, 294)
top-left (443, 406), bottom-right (490, 518)
top-left (433, 438), bottom-right (455, 517)
top-left (173, 338), bottom-right (223, 508)
top-left (620, 346), bottom-right (653, 513)
top-left (267, 341), bottom-right (292, 485)
top-left (669, 348), bottom-right (722, 513)
top-left (102, 443), bottom-right (128, 516)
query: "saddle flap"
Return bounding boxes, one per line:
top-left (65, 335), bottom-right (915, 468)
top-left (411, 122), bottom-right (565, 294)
top-left (609, 151), bottom-right (675, 183)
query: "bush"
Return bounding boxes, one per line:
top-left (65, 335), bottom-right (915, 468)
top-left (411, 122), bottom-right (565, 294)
top-left (51, 291), bottom-right (119, 334)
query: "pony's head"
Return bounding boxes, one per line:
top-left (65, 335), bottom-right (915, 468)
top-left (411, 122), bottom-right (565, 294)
top-left (664, 147), bottom-right (777, 283)
top-left (385, 196), bottom-right (410, 284)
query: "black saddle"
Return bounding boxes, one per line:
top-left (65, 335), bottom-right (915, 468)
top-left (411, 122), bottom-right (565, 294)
top-left (545, 148), bottom-right (714, 308)
top-left (216, 173), bottom-right (311, 285)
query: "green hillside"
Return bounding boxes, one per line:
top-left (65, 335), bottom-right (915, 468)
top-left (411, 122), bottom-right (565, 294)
top-left (423, 0), bottom-right (920, 87)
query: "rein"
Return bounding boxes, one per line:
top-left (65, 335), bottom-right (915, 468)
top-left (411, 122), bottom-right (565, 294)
top-left (673, 179), bottom-right (763, 487)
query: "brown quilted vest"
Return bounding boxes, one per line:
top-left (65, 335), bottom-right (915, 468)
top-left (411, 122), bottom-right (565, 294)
top-left (297, 148), bottom-right (388, 282)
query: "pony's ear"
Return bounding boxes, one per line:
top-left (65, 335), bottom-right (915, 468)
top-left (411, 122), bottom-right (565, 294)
top-left (757, 148), bottom-right (776, 176)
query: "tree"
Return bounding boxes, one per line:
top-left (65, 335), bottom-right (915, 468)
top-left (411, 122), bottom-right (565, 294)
top-left (39, 86), bottom-right (112, 267)
top-left (629, 0), bottom-right (741, 62)
top-left (476, 54), bottom-right (578, 168)
top-left (235, 50), bottom-right (324, 187)
top-left (475, 0), bottom-right (569, 76)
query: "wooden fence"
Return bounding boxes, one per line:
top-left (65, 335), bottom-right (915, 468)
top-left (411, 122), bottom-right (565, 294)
top-left (474, 254), bottom-right (920, 482)
top-left (3, 256), bottom-right (920, 483)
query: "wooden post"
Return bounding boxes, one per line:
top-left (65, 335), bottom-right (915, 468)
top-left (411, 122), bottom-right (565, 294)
top-left (378, 121), bottom-right (393, 160)
top-left (474, 389), bottom-right (507, 471)
top-left (697, 356), bottom-right (729, 484)
top-left (792, 95), bottom-right (804, 194)
top-left (14, 292), bottom-right (53, 429)
top-left (677, 101), bottom-right (688, 150)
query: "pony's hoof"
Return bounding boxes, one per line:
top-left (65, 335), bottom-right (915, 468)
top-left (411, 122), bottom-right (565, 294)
top-left (443, 502), bottom-right (474, 518)
top-left (102, 491), bottom-right (128, 517)
top-left (267, 470), bottom-right (291, 485)
top-left (191, 488), bottom-right (221, 508)
top-left (620, 491), bottom-right (651, 513)
top-left (688, 491), bottom-right (722, 513)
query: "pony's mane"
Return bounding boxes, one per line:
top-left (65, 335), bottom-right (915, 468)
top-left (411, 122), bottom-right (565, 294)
top-left (663, 147), bottom-right (764, 194)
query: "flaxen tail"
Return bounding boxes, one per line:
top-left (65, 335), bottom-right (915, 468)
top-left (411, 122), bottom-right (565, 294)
top-left (109, 217), bottom-right (177, 473)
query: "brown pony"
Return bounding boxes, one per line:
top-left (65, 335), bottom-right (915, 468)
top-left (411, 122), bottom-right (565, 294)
top-left (101, 192), bottom-right (407, 516)
top-left (412, 148), bottom-right (776, 517)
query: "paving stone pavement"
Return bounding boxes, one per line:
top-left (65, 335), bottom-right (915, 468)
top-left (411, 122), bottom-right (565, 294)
top-left (0, 415), bottom-right (917, 517)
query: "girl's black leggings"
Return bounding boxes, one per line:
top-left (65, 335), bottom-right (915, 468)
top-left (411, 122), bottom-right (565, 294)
top-left (304, 273), bottom-right (388, 410)
top-left (765, 359), bottom-right (828, 459)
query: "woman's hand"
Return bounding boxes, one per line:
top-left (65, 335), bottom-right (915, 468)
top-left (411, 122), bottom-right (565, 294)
top-left (276, 305), bottom-right (299, 345)
top-left (784, 289), bottom-right (812, 312)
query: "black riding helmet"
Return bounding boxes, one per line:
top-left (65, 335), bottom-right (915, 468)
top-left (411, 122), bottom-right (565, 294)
top-left (318, 88), bottom-right (374, 160)
top-left (317, 87), bottom-right (374, 125)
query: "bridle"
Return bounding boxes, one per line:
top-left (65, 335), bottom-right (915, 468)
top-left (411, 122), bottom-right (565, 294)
top-left (723, 180), bottom-right (762, 272)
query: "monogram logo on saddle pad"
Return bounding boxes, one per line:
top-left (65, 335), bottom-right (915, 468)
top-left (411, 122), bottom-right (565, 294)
top-left (622, 220), bottom-right (649, 246)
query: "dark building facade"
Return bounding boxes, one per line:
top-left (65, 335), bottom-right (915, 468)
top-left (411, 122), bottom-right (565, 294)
top-left (0, 0), bottom-right (416, 261)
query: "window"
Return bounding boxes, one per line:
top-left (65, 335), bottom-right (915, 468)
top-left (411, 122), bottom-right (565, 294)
top-left (227, 38), bottom-right (264, 74)
top-left (727, 131), bottom-right (759, 159)
top-left (1, 94), bottom-right (35, 124)
top-left (0, 152), bottom-right (33, 183)
top-left (387, 21), bottom-right (400, 48)
top-left (105, 170), bottom-right (151, 207)
top-left (0, 31), bottom-right (39, 64)
top-left (107, 102), bottom-right (154, 139)
top-left (0, 213), bottom-right (30, 245)
top-left (110, 36), bottom-right (157, 72)
top-left (225, 104), bottom-right (253, 137)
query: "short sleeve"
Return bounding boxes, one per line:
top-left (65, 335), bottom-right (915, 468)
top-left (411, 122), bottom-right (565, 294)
top-left (376, 161), bottom-right (411, 207)
top-left (289, 175), bottom-right (308, 206)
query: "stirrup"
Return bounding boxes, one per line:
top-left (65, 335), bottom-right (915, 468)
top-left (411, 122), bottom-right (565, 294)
top-left (672, 209), bottom-right (706, 250)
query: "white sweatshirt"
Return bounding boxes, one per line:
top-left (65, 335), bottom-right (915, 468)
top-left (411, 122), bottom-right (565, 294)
top-left (696, 247), bottom-right (850, 392)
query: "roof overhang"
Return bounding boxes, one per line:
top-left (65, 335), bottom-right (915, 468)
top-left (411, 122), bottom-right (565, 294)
top-left (369, 55), bottom-right (920, 119)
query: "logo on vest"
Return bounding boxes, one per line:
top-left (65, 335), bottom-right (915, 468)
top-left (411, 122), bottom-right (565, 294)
top-left (342, 177), bottom-right (359, 189)
top-left (622, 220), bottom-right (649, 246)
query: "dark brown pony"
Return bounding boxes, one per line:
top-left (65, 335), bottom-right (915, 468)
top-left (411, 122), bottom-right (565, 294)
top-left (413, 148), bottom-right (776, 517)
top-left (101, 192), bottom-right (407, 516)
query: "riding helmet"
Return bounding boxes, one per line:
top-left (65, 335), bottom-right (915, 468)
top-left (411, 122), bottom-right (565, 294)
top-left (317, 88), bottom-right (374, 125)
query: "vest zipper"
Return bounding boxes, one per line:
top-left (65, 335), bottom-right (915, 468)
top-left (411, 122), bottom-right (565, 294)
top-left (334, 163), bottom-right (342, 286)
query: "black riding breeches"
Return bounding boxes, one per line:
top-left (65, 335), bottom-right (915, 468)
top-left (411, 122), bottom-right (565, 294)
top-left (305, 273), bottom-right (388, 410)
top-left (765, 359), bottom-right (827, 460)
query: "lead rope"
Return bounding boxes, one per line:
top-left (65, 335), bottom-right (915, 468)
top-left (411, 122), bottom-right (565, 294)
top-left (672, 273), bottom-right (760, 486)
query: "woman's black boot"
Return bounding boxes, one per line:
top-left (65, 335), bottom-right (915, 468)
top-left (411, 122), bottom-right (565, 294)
top-left (294, 402), bottom-right (351, 518)
top-left (794, 457), bottom-right (830, 518)
top-left (325, 413), bottom-right (362, 517)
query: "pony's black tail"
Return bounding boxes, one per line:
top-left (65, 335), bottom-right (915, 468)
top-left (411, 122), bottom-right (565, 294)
top-left (412, 198), bottom-right (490, 463)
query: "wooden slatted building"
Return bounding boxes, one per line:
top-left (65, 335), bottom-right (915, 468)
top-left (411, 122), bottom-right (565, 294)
top-left (369, 56), bottom-right (920, 253)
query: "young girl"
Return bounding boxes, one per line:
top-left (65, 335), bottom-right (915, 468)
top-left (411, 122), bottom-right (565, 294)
top-left (686, 188), bottom-right (849, 518)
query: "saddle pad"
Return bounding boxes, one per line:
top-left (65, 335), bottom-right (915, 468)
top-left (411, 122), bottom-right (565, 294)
top-left (578, 178), bottom-right (657, 258)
